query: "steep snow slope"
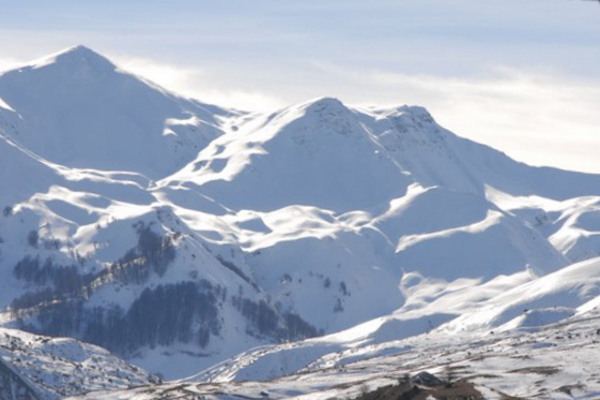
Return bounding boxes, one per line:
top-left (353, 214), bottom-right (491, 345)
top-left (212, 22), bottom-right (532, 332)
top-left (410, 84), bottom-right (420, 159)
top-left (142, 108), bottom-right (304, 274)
top-left (2, 46), bottom-right (600, 382)
top-left (0, 45), bottom-right (231, 179)
top-left (163, 98), bottom-right (413, 212)
top-left (361, 105), bottom-right (600, 200)
top-left (165, 99), bottom-right (600, 212)
top-left (0, 128), bottom-right (61, 208)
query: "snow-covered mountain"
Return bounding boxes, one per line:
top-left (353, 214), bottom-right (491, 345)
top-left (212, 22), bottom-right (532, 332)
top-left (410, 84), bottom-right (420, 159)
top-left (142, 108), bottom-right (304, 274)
top-left (0, 45), bottom-right (230, 180)
top-left (1, 45), bottom-right (600, 391)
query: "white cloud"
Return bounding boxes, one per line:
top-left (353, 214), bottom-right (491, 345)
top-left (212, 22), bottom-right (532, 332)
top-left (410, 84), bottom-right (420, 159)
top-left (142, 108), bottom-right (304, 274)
top-left (0, 57), bottom-right (25, 73)
top-left (420, 70), bottom-right (600, 174)
top-left (112, 56), bottom-right (285, 112)
top-left (192, 89), bottom-right (285, 112)
top-left (116, 56), bottom-right (203, 96)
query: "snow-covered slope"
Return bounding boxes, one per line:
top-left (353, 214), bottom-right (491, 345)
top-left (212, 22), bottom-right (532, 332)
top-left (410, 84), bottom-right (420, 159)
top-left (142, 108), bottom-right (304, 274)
top-left (188, 256), bottom-right (600, 385)
top-left (0, 45), bottom-right (231, 180)
top-left (163, 98), bottom-right (413, 212)
top-left (0, 326), bottom-right (156, 400)
top-left (2, 46), bottom-right (600, 384)
top-left (68, 302), bottom-right (600, 399)
top-left (82, 257), bottom-right (599, 399)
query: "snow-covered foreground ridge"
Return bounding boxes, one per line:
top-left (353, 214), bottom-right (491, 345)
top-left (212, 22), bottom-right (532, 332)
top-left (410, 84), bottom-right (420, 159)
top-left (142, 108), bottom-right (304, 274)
top-left (70, 291), bottom-right (600, 399)
top-left (1, 45), bottom-right (600, 397)
top-left (0, 326), bottom-right (157, 400)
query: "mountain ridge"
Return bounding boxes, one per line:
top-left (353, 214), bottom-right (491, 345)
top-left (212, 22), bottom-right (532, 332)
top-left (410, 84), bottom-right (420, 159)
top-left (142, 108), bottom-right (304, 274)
top-left (1, 46), bottom-right (600, 385)
top-left (0, 45), bottom-right (232, 180)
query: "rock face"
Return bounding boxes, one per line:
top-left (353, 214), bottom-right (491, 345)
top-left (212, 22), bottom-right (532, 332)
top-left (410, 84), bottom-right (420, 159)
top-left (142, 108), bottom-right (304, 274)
top-left (2, 46), bottom-right (600, 379)
top-left (410, 371), bottom-right (445, 387)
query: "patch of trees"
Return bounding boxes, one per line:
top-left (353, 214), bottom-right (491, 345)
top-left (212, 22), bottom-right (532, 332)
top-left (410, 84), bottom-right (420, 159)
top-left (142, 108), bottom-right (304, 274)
top-left (36, 299), bottom-right (85, 337)
top-left (231, 296), bottom-right (320, 341)
top-left (10, 222), bottom-right (185, 355)
top-left (282, 312), bottom-right (322, 341)
top-left (2, 205), bottom-right (12, 217)
top-left (10, 221), bottom-right (319, 356)
top-left (216, 255), bottom-right (259, 291)
top-left (11, 288), bottom-right (56, 311)
top-left (83, 281), bottom-right (221, 354)
top-left (27, 230), bottom-right (39, 248)
top-left (16, 222), bottom-right (178, 301)
top-left (15, 281), bottom-right (223, 357)
top-left (232, 297), bottom-right (278, 337)
top-left (13, 256), bottom-right (93, 294)
top-left (116, 281), bottom-right (221, 351)
top-left (105, 222), bottom-right (176, 285)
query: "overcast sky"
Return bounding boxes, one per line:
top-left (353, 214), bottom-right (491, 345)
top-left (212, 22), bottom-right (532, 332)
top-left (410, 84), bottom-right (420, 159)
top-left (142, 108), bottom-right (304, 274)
top-left (1, 0), bottom-right (599, 172)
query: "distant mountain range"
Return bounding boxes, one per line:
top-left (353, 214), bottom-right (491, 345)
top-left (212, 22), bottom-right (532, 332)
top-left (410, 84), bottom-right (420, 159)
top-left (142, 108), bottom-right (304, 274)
top-left (1, 46), bottom-right (600, 398)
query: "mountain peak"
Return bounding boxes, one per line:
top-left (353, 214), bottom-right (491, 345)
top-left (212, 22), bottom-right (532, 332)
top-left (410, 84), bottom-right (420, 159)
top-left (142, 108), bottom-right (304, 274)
top-left (303, 97), bottom-right (348, 115)
top-left (57, 44), bottom-right (106, 58)
top-left (306, 96), bottom-right (343, 107)
top-left (374, 104), bottom-right (435, 124)
top-left (0, 45), bottom-right (224, 180)
top-left (289, 97), bottom-right (356, 132)
top-left (396, 105), bottom-right (435, 122)
top-left (27, 44), bottom-right (116, 75)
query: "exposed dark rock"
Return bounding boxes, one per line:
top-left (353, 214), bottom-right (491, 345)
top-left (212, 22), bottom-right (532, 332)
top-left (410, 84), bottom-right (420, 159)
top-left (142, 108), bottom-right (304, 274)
top-left (411, 371), bottom-right (445, 387)
top-left (352, 377), bottom-right (484, 400)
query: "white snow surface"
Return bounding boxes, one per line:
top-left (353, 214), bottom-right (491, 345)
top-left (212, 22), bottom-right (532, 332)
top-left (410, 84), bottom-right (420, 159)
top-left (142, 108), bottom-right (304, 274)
top-left (70, 303), bottom-right (600, 399)
top-left (0, 45), bottom-right (231, 180)
top-left (0, 327), bottom-right (156, 399)
top-left (1, 46), bottom-right (600, 395)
